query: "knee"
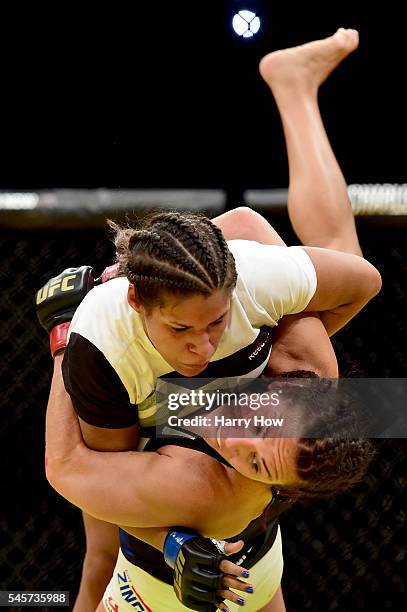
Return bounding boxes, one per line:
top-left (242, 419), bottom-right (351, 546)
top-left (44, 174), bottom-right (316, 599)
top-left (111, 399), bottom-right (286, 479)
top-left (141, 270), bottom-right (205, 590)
top-left (230, 206), bottom-right (261, 224)
top-left (228, 206), bottom-right (270, 238)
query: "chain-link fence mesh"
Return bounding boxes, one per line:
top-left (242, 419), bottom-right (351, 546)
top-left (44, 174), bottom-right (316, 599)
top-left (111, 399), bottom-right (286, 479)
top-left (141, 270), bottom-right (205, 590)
top-left (0, 216), bottom-right (405, 611)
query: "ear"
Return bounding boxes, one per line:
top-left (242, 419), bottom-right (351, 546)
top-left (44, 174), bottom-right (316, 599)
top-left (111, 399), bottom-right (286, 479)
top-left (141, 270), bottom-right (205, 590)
top-left (127, 284), bottom-right (144, 314)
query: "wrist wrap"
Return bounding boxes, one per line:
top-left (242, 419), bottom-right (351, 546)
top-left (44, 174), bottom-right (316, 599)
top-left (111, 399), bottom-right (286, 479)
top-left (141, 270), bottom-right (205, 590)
top-left (163, 530), bottom-right (196, 569)
top-left (49, 322), bottom-right (71, 357)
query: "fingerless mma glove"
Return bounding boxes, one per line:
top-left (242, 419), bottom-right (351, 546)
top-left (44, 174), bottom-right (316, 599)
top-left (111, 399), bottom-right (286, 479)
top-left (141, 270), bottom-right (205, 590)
top-left (35, 264), bottom-right (119, 357)
top-left (164, 528), bottom-right (226, 612)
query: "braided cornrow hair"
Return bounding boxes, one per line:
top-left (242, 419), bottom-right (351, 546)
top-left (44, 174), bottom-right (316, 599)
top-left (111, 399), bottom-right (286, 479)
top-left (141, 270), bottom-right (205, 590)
top-left (289, 436), bottom-right (375, 500)
top-left (107, 211), bottom-right (237, 310)
top-left (270, 380), bottom-right (375, 500)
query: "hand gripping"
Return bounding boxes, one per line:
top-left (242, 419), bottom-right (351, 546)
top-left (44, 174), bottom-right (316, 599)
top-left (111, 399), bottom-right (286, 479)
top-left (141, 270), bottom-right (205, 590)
top-left (164, 530), bottom-right (226, 612)
top-left (36, 264), bottom-right (120, 356)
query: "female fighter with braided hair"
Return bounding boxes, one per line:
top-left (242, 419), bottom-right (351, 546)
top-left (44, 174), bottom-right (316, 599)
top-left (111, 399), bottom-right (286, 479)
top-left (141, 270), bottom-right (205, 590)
top-left (46, 360), bottom-right (373, 612)
top-left (40, 28), bottom-right (381, 612)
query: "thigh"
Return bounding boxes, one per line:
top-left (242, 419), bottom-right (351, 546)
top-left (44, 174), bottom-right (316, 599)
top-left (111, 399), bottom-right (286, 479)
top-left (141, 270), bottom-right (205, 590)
top-left (257, 585), bottom-right (286, 612)
top-left (229, 526), bottom-right (284, 612)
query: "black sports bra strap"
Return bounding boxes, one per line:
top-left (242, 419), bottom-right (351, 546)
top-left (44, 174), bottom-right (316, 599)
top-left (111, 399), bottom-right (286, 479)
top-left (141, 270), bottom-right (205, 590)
top-left (144, 425), bottom-right (232, 467)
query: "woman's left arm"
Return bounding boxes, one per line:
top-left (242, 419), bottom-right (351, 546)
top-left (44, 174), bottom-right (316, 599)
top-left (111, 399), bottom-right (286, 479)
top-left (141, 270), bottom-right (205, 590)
top-left (212, 207), bottom-right (382, 336)
top-left (301, 246), bottom-right (382, 335)
top-left (45, 358), bottom-right (213, 529)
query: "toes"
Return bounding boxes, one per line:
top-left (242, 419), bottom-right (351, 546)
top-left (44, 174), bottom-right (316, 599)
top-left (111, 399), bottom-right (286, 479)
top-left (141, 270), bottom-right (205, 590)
top-left (335, 27), bottom-right (359, 49)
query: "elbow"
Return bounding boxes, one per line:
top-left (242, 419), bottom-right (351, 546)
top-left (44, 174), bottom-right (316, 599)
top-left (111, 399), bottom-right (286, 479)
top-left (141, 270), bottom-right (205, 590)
top-left (373, 270), bottom-right (382, 298)
top-left (224, 206), bottom-right (264, 241)
top-left (364, 263), bottom-right (382, 301)
top-left (231, 207), bottom-right (264, 238)
top-left (45, 455), bottom-right (66, 495)
top-left (45, 462), bottom-right (64, 499)
top-left (45, 451), bottom-right (80, 500)
top-left (350, 257), bottom-right (382, 306)
top-left (45, 459), bottom-right (88, 515)
top-left (373, 266), bottom-right (383, 296)
top-left (45, 452), bottom-right (56, 487)
top-left (228, 206), bottom-right (254, 221)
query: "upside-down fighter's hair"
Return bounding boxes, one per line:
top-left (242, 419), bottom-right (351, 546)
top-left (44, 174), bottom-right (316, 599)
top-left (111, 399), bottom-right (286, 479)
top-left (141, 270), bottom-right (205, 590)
top-left (274, 380), bottom-right (375, 500)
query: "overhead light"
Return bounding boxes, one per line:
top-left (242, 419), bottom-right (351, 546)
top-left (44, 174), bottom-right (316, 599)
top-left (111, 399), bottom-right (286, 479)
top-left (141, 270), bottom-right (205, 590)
top-left (232, 10), bottom-right (261, 38)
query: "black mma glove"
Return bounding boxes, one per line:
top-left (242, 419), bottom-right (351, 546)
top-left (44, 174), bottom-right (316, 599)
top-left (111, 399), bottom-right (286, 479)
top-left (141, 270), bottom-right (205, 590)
top-left (163, 528), bottom-right (226, 612)
top-left (35, 263), bottom-right (119, 356)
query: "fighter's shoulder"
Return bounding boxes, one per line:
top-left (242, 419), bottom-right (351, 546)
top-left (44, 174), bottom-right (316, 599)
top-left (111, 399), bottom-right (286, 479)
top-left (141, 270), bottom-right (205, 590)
top-left (69, 276), bottom-right (132, 342)
top-left (227, 239), bottom-right (281, 255)
top-left (87, 275), bottom-right (128, 303)
top-left (227, 239), bottom-right (307, 268)
top-left (228, 240), bottom-right (316, 298)
top-left (74, 276), bottom-right (128, 314)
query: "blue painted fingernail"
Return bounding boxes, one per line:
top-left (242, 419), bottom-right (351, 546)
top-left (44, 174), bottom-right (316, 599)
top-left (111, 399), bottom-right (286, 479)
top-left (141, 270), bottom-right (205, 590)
top-left (237, 598), bottom-right (245, 606)
top-left (245, 586), bottom-right (254, 593)
top-left (241, 570), bottom-right (250, 578)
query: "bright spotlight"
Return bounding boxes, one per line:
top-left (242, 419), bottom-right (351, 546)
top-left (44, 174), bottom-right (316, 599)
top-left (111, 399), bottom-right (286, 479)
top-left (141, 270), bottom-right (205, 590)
top-left (232, 10), bottom-right (261, 38)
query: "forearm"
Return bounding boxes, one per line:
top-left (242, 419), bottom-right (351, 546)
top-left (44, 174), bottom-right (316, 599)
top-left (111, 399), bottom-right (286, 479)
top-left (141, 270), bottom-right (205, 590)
top-left (302, 246), bottom-right (382, 335)
top-left (50, 451), bottom-right (207, 530)
top-left (318, 299), bottom-right (372, 337)
top-left (120, 525), bottom-right (169, 552)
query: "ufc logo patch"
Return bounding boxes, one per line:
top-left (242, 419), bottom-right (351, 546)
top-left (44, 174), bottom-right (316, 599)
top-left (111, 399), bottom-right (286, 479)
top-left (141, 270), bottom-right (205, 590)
top-left (36, 274), bottom-right (77, 304)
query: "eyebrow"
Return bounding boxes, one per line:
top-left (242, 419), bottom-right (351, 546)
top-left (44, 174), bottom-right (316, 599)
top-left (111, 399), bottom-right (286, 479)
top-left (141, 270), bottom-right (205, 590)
top-left (262, 457), bottom-right (271, 479)
top-left (169, 309), bottom-right (230, 328)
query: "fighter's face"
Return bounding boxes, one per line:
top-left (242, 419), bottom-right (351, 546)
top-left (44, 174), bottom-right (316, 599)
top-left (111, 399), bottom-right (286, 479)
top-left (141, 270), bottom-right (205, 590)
top-left (128, 287), bottom-right (231, 376)
top-left (217, 435), bottom-right (299, 487)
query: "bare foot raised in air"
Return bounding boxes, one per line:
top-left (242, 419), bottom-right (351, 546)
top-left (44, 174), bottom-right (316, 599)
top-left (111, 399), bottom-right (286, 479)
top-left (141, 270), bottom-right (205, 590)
top-left (259, 28), bottom-right (359, 98)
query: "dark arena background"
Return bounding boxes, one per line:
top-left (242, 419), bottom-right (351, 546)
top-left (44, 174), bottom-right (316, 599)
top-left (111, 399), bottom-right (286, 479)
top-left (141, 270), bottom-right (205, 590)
top-left (1, 3), bottom-right (406, 611)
